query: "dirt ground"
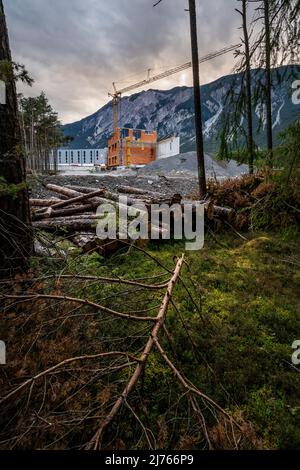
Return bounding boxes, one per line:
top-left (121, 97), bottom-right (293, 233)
top-left (29, 173), bottom-right (199, 199)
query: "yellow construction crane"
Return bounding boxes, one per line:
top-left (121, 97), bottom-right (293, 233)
top-left (108, 43), bottom-right (241, 131)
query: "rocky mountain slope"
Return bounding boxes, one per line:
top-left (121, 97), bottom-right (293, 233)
top-left (63, 64), bottom-right (300, 153)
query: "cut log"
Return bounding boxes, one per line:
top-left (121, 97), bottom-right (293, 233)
top-left (180, 200), bottom-right (234, 222)
top-left (116, 185), bottom-right (163, 198)
top-left (66, 185), bottom-right (101, 194)
top-left (66, 185), bottom-right (151, 206)
top-left (46, 184), bottom-right (84, 198)
top-left (35, 189), bottom-right (105, 214)
top-left (205, 202), bottom-right (234, 221)
top-left (33, 202), bottom-right (101, 221)
top-left (33, 215), bottom-right (168, 240)
top-left (45, 184), bottom-right (111, 207)
top-left (69, 233), bottom-right (129, 256)
top-left (34, 239), bottom-right (51, 257)
top-left (33, 239), bottom-right (67, 257)
top-left (65, 184), bottom-right (183, 207)
top-left (33, 217), bottom-right (99, 232)
top-left (70, 232), bottom-right (102, 252)
top-left (33, 214), bottom-right (102, 225)
top-left (30, 198), bottom-right (62, 207)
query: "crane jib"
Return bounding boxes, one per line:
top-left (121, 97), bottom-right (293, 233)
top-left (109, 43), bottom-right (241, 131)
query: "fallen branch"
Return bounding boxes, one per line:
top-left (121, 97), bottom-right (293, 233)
top-left (87, 254), bottom-right (185, 450)
top-left (1, 294), bottom-right (156, 322)
top-left (0, 352), bottom-right (140, 406)
top-left (154, 338), bottom-right (242, 432)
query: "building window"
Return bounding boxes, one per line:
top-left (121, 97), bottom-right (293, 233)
top-left (78, 151), bottom-right (80, 163)
top-left (83, 151), bottom-right (86, 164)
top-left (65, 152), bottom-right (68, 163)
top-left (58, 151), bottom-right (61, 164)
top-left (71, 151), bottom-right (74, 163)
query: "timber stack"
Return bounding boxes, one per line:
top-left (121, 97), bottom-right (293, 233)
top-left (30, 183), bottom-right (234, 256)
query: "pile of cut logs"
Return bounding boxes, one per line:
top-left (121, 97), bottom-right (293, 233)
top-left (30, 183), bottom-right (234, 256)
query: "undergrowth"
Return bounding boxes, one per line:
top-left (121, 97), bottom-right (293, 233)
top-left (1, 229), bottom-right (299, 449)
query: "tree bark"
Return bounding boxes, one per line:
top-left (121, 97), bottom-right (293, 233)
top-left (45, 184), bottom-right (84, 198)
top-left (241, 0), bottom-right (254, 174)
top-left (32, 217), bottom-right (99, 231)
top-left (189, 0), bottom-right (207, 198)
top-left (0, 0), bottom-right (33, 278)
top-left (33, 202), bottom-right (100, 220)
top-left (264, 0), bottom-right (273, 165)
top-left (30, 198), bottom-right (62, 207)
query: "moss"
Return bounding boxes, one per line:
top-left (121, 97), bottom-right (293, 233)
top-left (8, 229), bottom-right (300, 449)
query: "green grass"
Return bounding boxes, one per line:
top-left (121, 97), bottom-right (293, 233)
top-left (114, 231), bottom-right (300, 448)
top-left (28, 229), bottom-right (300, 449)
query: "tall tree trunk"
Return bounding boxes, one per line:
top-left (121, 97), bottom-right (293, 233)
top-left (242, 0), bottom-right (254, 174)
top-left (188, 0), bottom-right (207, 198)
top-left (264, 0), bottom-right (273, 166)
top-left (0, 0), bottom-right (33, 278)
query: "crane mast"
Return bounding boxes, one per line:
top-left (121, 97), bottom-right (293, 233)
top-left (108, 43), bottom-right (241, 131)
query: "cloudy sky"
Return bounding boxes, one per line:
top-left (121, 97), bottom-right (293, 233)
top-left (5, 0), bottom-right (243, 124)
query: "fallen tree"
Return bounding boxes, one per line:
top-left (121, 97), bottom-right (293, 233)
top-left (0, 253), bottom-right (254, 450)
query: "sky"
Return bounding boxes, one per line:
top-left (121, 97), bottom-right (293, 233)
top-left (4, 0), bottom-right (244, 124)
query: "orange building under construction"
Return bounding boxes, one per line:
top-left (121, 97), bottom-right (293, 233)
top-left (107, 128), bottom-right (157, 168)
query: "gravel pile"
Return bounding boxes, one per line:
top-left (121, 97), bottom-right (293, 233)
top-left (139, 152), bottom-right (249, 178)
top-left (29, 153), bottom-right (248, 200)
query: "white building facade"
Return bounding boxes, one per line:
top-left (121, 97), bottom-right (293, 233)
top-left (157, 136), bottom-right (180, 160)
top-left (50, 136), bottom-right (179, 169)
top-left (54, 148), bottom-right (108, 166)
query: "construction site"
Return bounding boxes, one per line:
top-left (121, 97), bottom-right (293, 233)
top-left (102, 44), bottom-right (240, 169)
top-left (107, 127), bottom-right (157, 168)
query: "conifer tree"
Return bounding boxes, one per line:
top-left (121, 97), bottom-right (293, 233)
top-left (0, 0), bottom-right (33, 277)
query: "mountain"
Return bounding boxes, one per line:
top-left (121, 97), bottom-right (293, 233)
top-left (63, 65), bottom-right (300, 153)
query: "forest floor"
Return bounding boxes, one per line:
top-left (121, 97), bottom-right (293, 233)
top-left (81, 229), bottom-right (299, 449)
top-left (1, 227), bottom-right (299, 449)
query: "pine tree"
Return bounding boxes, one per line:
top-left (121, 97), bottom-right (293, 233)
top-left (19, 92), bottom-right (67, 173)
top-left (0, 0), bottom-right (33, 277)
top-left (263, 0), bottom-right (273, 164)
top-left (236, 0), bottom-right (255, 173)
top-left (251, 0), bottom-right (299, 166)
